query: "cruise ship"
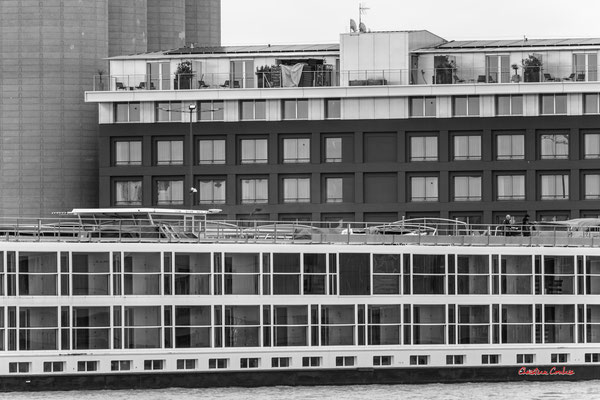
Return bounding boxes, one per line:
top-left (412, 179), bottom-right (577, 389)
top-left (1, 208), bottom-right (599, 391)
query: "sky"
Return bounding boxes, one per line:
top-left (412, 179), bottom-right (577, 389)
top-left (221, 0), bottom-right (600, 46)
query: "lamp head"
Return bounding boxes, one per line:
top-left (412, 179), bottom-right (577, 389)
top-left (188, 104), bottom-right (197, 111)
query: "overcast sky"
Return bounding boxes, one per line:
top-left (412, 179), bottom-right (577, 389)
top-left (221, 0), bottom-right (600, 45)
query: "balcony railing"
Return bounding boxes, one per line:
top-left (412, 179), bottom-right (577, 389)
top-left (91, 66), bottom-right (598, 91)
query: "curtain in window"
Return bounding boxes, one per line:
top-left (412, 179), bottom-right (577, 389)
top-left (157, 180), bottom-right (183, 204)
top-left (326, 178), bottom-right (343, 202)
top-left (116, 142), bottom-right (129, 164)
top-left (255, 140), bottom-right (268, 162)
top-left (199, 180), bottom-right (225, 204)
top-left (283, 178), bottom-right (310, 202)
top-left (454, 176), bottom-right (481, 201)
top-left (585, 134), bottom-right (600, 158)
top-left (242, 179), bottom-right (268, 203)
top-left (156, 102), bottom-right (171, 122)
top-left (171, 141), bottom-right (183, 164)
top-left (326, 138), bottom-right (342, 162)
top-left (157, 142), bottom-right (170, 164)
top-left (199, 140), bottom-right (214, 163)
top-left (116, 181), bottom-right (142, 205)
top-left (241, 140), bottom-right (254, 162)
top-left (128, 103), bottom-right (140, 121)
top-left (541, 175), bottom-right (568, 199)
top-left (586, 175), bottom-right (600, 199)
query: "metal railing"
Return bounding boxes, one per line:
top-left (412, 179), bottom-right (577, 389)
top-left (91, 67), bottom-right (599, 91)
top-left (1, 217), bottom-right (599, 247)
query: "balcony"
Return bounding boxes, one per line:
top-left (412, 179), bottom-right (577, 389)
top-left (91, 66), bottom-right (598, 92)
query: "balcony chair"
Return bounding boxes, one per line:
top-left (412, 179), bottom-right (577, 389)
top-left (220, 79), bottom-right (241, 88)
top-left (543, 73), bottom-right (556, 82)
top-left (136, 82), bottom-right (146, 90)
top-left (453, 74), bottom-right (465, 83)
top-left (115, 81), bottom-right (125, 90)
top-left (477, 75), bottom-right (486, 83)
top-left (563, 73), bottom-right (576, 81)
top-left (577, 73), bottom-right (586, 81)
top-left (198, 80), bottom-right (209, 89)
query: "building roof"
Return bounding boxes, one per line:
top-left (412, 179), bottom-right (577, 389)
top-left (165, 43), bottom-right (340, 55)
top-left (427, 38), bottom-right (600, 49)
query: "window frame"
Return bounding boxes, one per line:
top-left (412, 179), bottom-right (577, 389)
top-left (410, 96), bottom-right (436, 117)
top-left (240, 100), bottom-right (266, 120)
top-left (198, 100), bottom-right (224, 121)
top-left (198, 178), bottom-right (226, 204)
top-left (496, 134), bottom-right (525, 160)
top-left (409, 135), bottom-right (438, 162)
top-left (198, 138), bottom-right (226, 165)
top-left (155, 178), bottom-right (185, 206)
top-left (496, 174), bottom-right (526, 201)
top-left (540, 133), bottom-right (569, 160)
top-left (409, 176), bottom-right (439, 202)
top-left (496, 94), bottom-right (523, 116)
top-left (540, 173), bottom-right (570, 200)
top-left (453, 135), bottom-right (481, 161)
top-left (113, 178), bottom-right (143, 206)
top-left (282, 176), bottom-right (311, 203)
top-left (540, 94), bottom-right (567, 115)
top-left (453, 96), bottom-right (480, 116)
top-left (325, 98), bottom-right (341, 119)
top-left (155, 139), bottom-right (184, 166)
top-left (453, 175), bottom-right (482, 201)
top-left (240, 177), bottom-right (269, 204)
top-left (282, 137), bottom-right (311, 163)
top-left (282, 99), bottom-right (309, 120)
top-left (114, 139), bottom-right (142, 166)
top-left (114, 102), bottom-right (140, 123)
top-left (240, 138), bottom-right (268, 164)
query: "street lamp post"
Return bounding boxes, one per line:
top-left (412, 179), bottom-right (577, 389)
top-left (188, 103), bottom-right (197, 208)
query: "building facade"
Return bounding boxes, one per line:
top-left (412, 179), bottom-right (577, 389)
top-left (0, 0), bottom-right (221, 217)
top-left (87, 31), bottom-right (600, 224)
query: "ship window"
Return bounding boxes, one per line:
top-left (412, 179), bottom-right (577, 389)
top-left (110, 360), bottom-right (131, 371)
top-left (458, 305), bottom-right (489, 344)
top-left (373, 254), bottom-right (401, 295)
top-left (19, 307), bottom-right (58, 350)
top-left (174, 254), bottom-right (211, 295)
top-left (177, 359), bottom-right (197, 370)
top-left (73, 307), bottom-right (110, 350)
top-left (543, 256), bottom-right (574, 295)
top-left (224, 306), bottom-right (260, 347)
top-left (303, 253), bottom-right (326, 295)
top-left (274, 305), bottom-right (308, 347)
top-left (335, 356), bottom-right (355, 367)
top-left (123, 253), bottom-right (161, 295)
top-left (301, 356), bottom-right (321, 367)
top-left (412, 305), bottom-right (445, 344)
top-left (551, 353), bottom-right (569, 363)
top-left (174, 306), bottom-right (211, 348)
top-left (321, 305), bottom-right (355, 346)
top-left (124, 306), bottom-right (161, 349)
top-left (240, 358), bottom-right (260, 368)
top-left (72, 253), bottom-right (110, 296)
top-left (585, 353), bottom-right (600, 362)
top-left (43, 361), bottom-right (65, 373)
top-left (481, 354), bottom-right (500, 364)
top-left (339, 253), bottom-right (370, 295)
top-left (368, 305), bottom-right (401, 345)
top-left (456, 255), bottom-right (489, 295)
top-left (272, 253), bottom-right (300, 294)
top-left (373, 355), bottom-right (392, 366)
top-left (77, 361), bottom-right (98, 372)
top-left (8, 362), bottom-right (30, 373)
top-left (224, 253), bottom-right (260, 295)
top-left (412, 255), bottom-right (445, 294)
top-left (446, 355), bottom-right (465, 365)
top-left (500, 255), bottom-right (532, 294)
top-left (586, 257), bottom-right (600, 295)
top-left (143, 360), bottom-right (164, 370)
top-left (544, 305), bottom-right (575, 343)
top-left (517, 354), bottom-right (535, 364)
top-left (208, 358), bottom-right (228, 369)
top-left (501, 305), bottom-right (533, 344)
top-left (18, 252), bottom-right (58, 296)
top-left (271, 357), bottom-right (291, 367)
top-left (409, 355), bottom-right (429, 365)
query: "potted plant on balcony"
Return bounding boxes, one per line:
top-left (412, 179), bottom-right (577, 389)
top-left (174, 60), bottom-right (193, 89)
top-left (434, 55), bottom-right (455, 84)
top-left (511, 64), bottom-right (521, 83)
top-left (522, 55), bottom-right (542, 82)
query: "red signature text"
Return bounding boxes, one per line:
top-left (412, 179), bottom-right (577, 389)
top-left (518, 366), bottom-right (575, 376)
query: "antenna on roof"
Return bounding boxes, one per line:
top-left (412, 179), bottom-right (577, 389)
top-left (350, 19), bottom-right (357, 33)
top-left (359, 3), bottom-right (369, 33)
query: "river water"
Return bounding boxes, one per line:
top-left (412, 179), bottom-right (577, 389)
top-left (0, 381), bottom-right (597, 400)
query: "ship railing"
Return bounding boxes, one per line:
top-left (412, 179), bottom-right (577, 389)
top-left (1, 217), bottom-right (600, 247)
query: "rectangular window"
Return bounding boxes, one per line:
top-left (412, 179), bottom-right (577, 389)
top-left (541, 94), bottom-right (567, 115)
top-left (541, 174), bottom-right (569, 200)
top-left (240, 100), bottom-right (266, 120)
top-left (272, 357), bottom-right (291, 368)
top-left (240, 358), bottom-right (260, 368)
top-left (325, 98), bottom-right (341, 119)
top-left (283, 177), bottom-right (310, 203)
top-left (177, 359), bottom-right (196, 370)
top-left (409, 355), bottom-right (429, 365)
top-left (208, 358), bottom-right (228, 369)
top-left (551, 353), bottom-right (569, 363)
top-left (540, 134), bottom-right (569, 159)
top-left (585, 133), bottom-right (600, 159)
top-left (410, 97), bottom-right (436, 117)
top-left (155, 101), bottom-right (182, 122)
top-left (497, 134), bottom-right (525, 160)
top-left (9, 362), bottom-right (30, 373)
top-left (301, 356), bottom-right (321, 367)
top-left (241, 178), bottom-right (268, 204)
top-left (453, 176), bottom-right (482, 201)
top-left (198, 179), bottom-right (226, 204)
top-left (585, 174), bottom-right (600, 199)
top-left (325, 178), bottom-right (343, 203)
top-left (446, 355), bottom-right (465, 365)
top-left (453, 96), bottom-right (479, 116)
top-left (481, 354), bottom-right (500, 364)
top-left (585, 353), bottom-right (600, 363)
top-left (516, 354), bottom-right (535, 364)
top-left (110, 360), bottom-right (132, 371)
top-left (410, 176), bottom-right (438, 202)
top-left (335, 356), bottom-right (355, 367)
top-left (373, 356), bottom-right (392, 366)
top-left (410, 136), bottom-right (438, 161)
top-left (115, 180), bottom-right (142, 206)
top-left (199, 100), bottom-right (224, 121)
top-left (115, 141), bottom-right (142, 166)
top-left (143, 360), bottom-right (164, 370)
top-left (283, 99), bottom-right (309, 119)
top-left (115, 102), bottom-right (140, 122)
top-left (486, 54), bottom-right (510, 83)
top-left (77, 361), bottom-right (98, 372)
top-left (156, 140), bottom-right (183, 165)
top-left (241, 139), bottom-right (268, 164)
top-left (497, 175), bottom-right (525, 200)
top-left (584, 94), bottom-right (600, 114)
top-left (453, 136), bottom-right (481, 160)
top-left (283, 138), bottom-right (310, 163)
top-left (497, 95), bottom-right (523, 115)
top-left (199, 139), bottom-right (226, 164)
top-left (156, 179), bottom-right (184, 205)
top-left (325, 138), bottom-right (342, 162)
top-left (43, 361), bottom-right (64, 373)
